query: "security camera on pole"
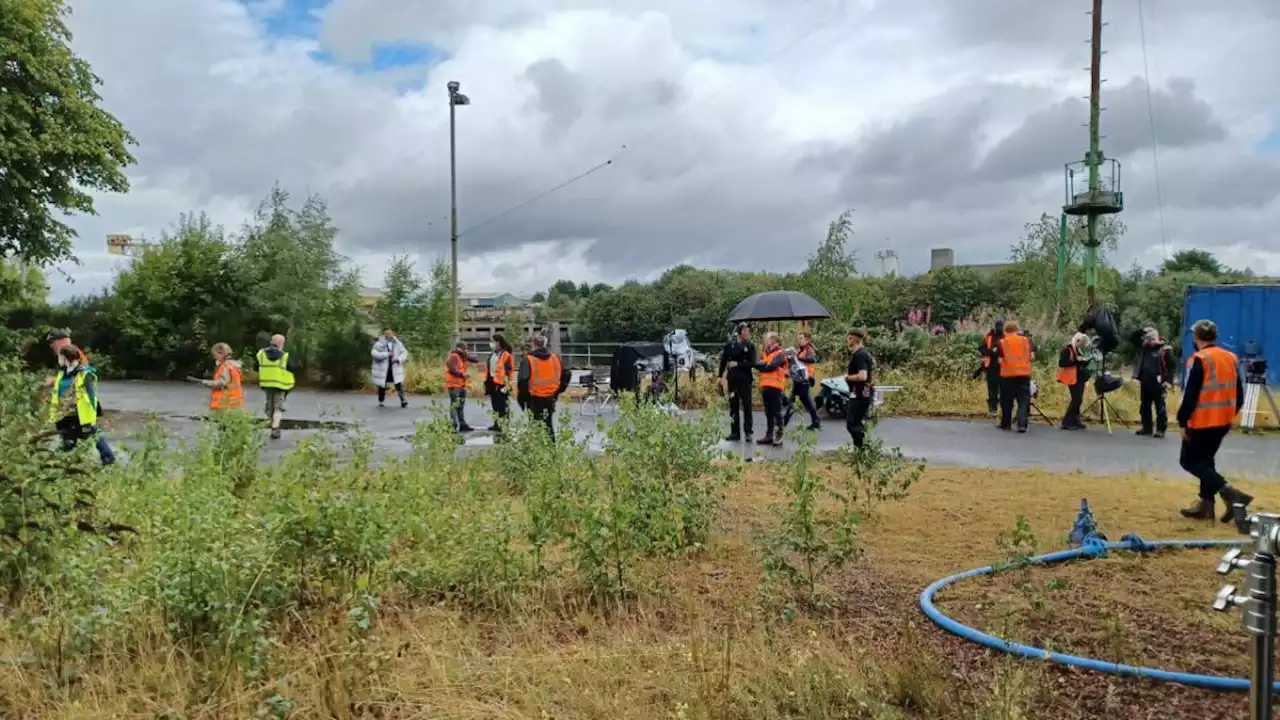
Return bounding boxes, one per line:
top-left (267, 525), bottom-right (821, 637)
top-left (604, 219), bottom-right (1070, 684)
top-left (447, 80), bottom-right (471, 347)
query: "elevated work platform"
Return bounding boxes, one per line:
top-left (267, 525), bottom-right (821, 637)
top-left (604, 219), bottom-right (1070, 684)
top-left (1063, 157), bottom-right (1123, 216)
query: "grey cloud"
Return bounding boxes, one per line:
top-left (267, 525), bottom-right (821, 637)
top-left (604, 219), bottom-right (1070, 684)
top-left (525, 59), bottom-right (585, 137)
top-left (52, 0), bottom-right (1280, 301)
top-left (978, 77), bottom-right (1224, 182)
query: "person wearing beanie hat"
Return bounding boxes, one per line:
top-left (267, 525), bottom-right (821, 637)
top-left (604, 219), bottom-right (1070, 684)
top-left (1133, 326), bottom-right (1174, 438)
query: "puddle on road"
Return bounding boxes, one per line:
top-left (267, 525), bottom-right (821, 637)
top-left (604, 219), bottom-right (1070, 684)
top-left (166, 415), bottom-right (352, 431)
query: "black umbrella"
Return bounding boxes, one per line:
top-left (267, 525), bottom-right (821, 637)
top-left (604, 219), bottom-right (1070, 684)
top-left (727, 290), bottom-right (833, 322)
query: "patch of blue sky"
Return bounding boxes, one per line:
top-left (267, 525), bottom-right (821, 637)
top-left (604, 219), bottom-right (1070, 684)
top-left (1259, 129), bottom-right (1280, 153)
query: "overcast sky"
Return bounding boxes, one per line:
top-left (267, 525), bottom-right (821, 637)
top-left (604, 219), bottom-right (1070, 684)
top-left (49, 0), bottom-right (1280, 300)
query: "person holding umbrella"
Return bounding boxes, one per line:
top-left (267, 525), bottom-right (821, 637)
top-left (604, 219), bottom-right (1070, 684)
top-left (723, 290), bottom-right (834, 443)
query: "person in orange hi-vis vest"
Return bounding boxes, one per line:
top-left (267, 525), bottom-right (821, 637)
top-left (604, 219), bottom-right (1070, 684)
top-left (484, 333), bottom-right (516, 432)
top-left (995, 319), bottom-right (1035, 433)
top-left (517, 333), bottom-right (571, 441)
top-left (1056, 332), bottom-right (1091, 430)
top-left (1176, 319), bottom-right (1252, 521)
top-left (753, 331), bottom-right (789, 447)
top-left (783, 330), bottom-right (822, 431)
top-left (978, 318), bottom-right (1004, 415)
top-left (445, 341), bottom-right (479, 433)
top-left (187, 343), bottom-right (245, 412)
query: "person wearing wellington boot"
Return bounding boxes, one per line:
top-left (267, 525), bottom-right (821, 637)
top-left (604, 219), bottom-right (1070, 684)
top-left (1177, 319), bottom-right (1252, 521)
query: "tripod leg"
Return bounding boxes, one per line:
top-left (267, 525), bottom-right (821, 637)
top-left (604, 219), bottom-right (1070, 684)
top-left (1243, 384), bottom-right (1260, 431)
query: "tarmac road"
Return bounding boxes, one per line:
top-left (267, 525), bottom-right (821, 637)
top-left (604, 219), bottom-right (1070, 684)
top-left (96, 380), bottom-right (1280, 479)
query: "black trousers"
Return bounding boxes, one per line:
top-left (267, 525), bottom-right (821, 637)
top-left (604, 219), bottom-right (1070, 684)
top-left (489, 388), bottom-right (510, 426)
top-left (846, 396), bottom-right (872, 448)
top-left (1062, 381), bottom-right (1086, 428)
top-left (986, 368), bottom-right (1002, 412)
top-left (378, 365), bottom-right (406, 404)
top-left (727, 378), bottom-right (754, 437)
top-left (529, 396), bottom-right (557, 441)
top-left (761, 387), bottom-right (785, 436)
top-left (784, 380), bottom-right (821, 427)
top-left (1139, 381), bottom-right (1168, 433)
top-left (1180, 426), bottom-right (1231, 499)
top-left (1000, 376), bottom-right (1031, 431)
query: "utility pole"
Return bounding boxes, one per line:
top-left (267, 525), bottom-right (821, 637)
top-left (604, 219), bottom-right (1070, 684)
top-left (1061, 0), bottom-right (1122, 309)
top-left (1084, 0), bottom-right (1103, 308)
top-left (447, 81), bottom-right (470, 345)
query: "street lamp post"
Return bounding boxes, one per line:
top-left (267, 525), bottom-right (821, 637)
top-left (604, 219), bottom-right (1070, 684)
top-left (447, 80), bottom-right (470, 345)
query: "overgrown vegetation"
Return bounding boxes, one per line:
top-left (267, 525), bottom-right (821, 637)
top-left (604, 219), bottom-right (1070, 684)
top-left (0, 362), bottom-right (1269, 717)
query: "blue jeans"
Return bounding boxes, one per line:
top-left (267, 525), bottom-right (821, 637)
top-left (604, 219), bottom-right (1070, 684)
top-left (58, 420), bottom-right (116, 466)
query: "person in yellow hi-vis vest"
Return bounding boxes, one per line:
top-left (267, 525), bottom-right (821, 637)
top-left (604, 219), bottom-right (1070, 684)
top-left (256, 333), bottom-right (298, 439)
top-left (50, 344), bottom-right (115, 465)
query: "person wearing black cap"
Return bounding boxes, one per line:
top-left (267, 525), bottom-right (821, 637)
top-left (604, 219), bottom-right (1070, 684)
top-left (718, 322), bottom-right (757, 442)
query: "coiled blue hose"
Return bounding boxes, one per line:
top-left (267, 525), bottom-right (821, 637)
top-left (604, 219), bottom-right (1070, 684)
top-left (919, 533), bottom-right (1277, 692)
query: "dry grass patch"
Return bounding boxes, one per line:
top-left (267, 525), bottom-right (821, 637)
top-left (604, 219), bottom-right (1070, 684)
top-left (1, 441), bottom-right (1273, 718)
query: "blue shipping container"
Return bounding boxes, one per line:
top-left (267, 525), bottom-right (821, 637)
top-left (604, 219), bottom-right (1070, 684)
top-left (1182, 284), bottom-right (1280, 384)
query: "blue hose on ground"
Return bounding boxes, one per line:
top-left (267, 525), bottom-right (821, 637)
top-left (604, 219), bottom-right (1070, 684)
top-left (919, 533), bottom-right (1277, 693)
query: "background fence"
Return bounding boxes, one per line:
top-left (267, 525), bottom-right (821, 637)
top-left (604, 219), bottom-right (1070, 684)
top-left (458, 341), bottom-right (723, 370)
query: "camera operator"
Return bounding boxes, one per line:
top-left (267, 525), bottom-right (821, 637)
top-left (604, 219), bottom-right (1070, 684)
top-left (718, 322), bottom-right (757, 442)
top-left (995, 320), bottom-right (1035, 433)
top-left (1134, 327), bottom-right (1175, 438)
top-left (978, 318), bottom-right (1004, 415)
top-left (1176, 319), bottom-right (1252, 521)
top-left (1057, 332), bottom-right (1092, 430)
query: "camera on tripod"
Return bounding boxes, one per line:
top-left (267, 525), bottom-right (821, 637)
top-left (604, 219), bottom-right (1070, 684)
top-left (1243, 341), bottom-right (1267, 384)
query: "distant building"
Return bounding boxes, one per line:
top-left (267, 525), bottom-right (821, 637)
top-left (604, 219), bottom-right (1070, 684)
top-left (458, 291), bottom-right (531, 309)
top-left (929, 248), bottom-right (1012, 277)
top-left (357, 288), bottom-right (532, 312)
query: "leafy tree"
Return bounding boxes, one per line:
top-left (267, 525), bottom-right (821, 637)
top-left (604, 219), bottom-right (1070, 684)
top-left (108, 214), bottom-right (241, 377)
top-left (530, 291), bottom-right (546, 303)
top-left (1161, 249), bottom-right (1223, 277)
top-left (0, 257), bottom-right (48, 309)
top-left (373, 256), bottom-right (429, 341)
top-left (0, 0), bottom-right (136, 264)
top-left (419, 259), bottom-right (452, 354)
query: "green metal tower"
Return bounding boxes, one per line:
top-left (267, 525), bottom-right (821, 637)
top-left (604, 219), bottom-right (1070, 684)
top-left (1058, 0), bottom-right (1124, 308)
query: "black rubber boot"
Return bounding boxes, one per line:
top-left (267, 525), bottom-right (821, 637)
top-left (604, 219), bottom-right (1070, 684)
top-left (1219, 486), bottom-right (1254, 523)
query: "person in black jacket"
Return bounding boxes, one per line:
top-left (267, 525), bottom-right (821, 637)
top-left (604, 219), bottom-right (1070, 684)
top-left (718, 323), bottom-right (757, 442)
top-left (1134, 327), bottom-right (1176, 438)
top-left (1176, 320), bottom-right (1251, 520)
top-left (979, 319), bottom-right (1004, 415)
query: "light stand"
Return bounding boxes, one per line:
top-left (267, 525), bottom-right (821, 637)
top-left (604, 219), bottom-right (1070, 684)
top-left (1213, 506), bottom-right (1279, 719)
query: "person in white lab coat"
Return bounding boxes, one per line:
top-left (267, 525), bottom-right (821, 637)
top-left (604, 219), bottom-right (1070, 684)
top-left (371, 329), bottom-right (410, 408)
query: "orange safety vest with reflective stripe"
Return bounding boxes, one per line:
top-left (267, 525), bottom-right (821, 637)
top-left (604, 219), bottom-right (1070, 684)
top-left (209, 360), bottom-right (245, 410)
top-left (759, 348), bottom-right (787, 390)
top-left (1186, 345), bottom-right (1239, 429)
top-left (446, 352), bottom-right (468, 389)
top-left (999, 334), bottom-right (1032, 378)
top-left (528, 354), bottom-right (563, 398)
top-left (982, 333), bottom-right (995, 368)
top-left (486, 350), bottom-right (512, 387)
top-left (1056, 345), bottom-right (1078, 386)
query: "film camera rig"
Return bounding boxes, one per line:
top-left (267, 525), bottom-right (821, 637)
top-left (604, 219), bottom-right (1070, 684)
top-left (1240, 341), bottom-right (1278, 433)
